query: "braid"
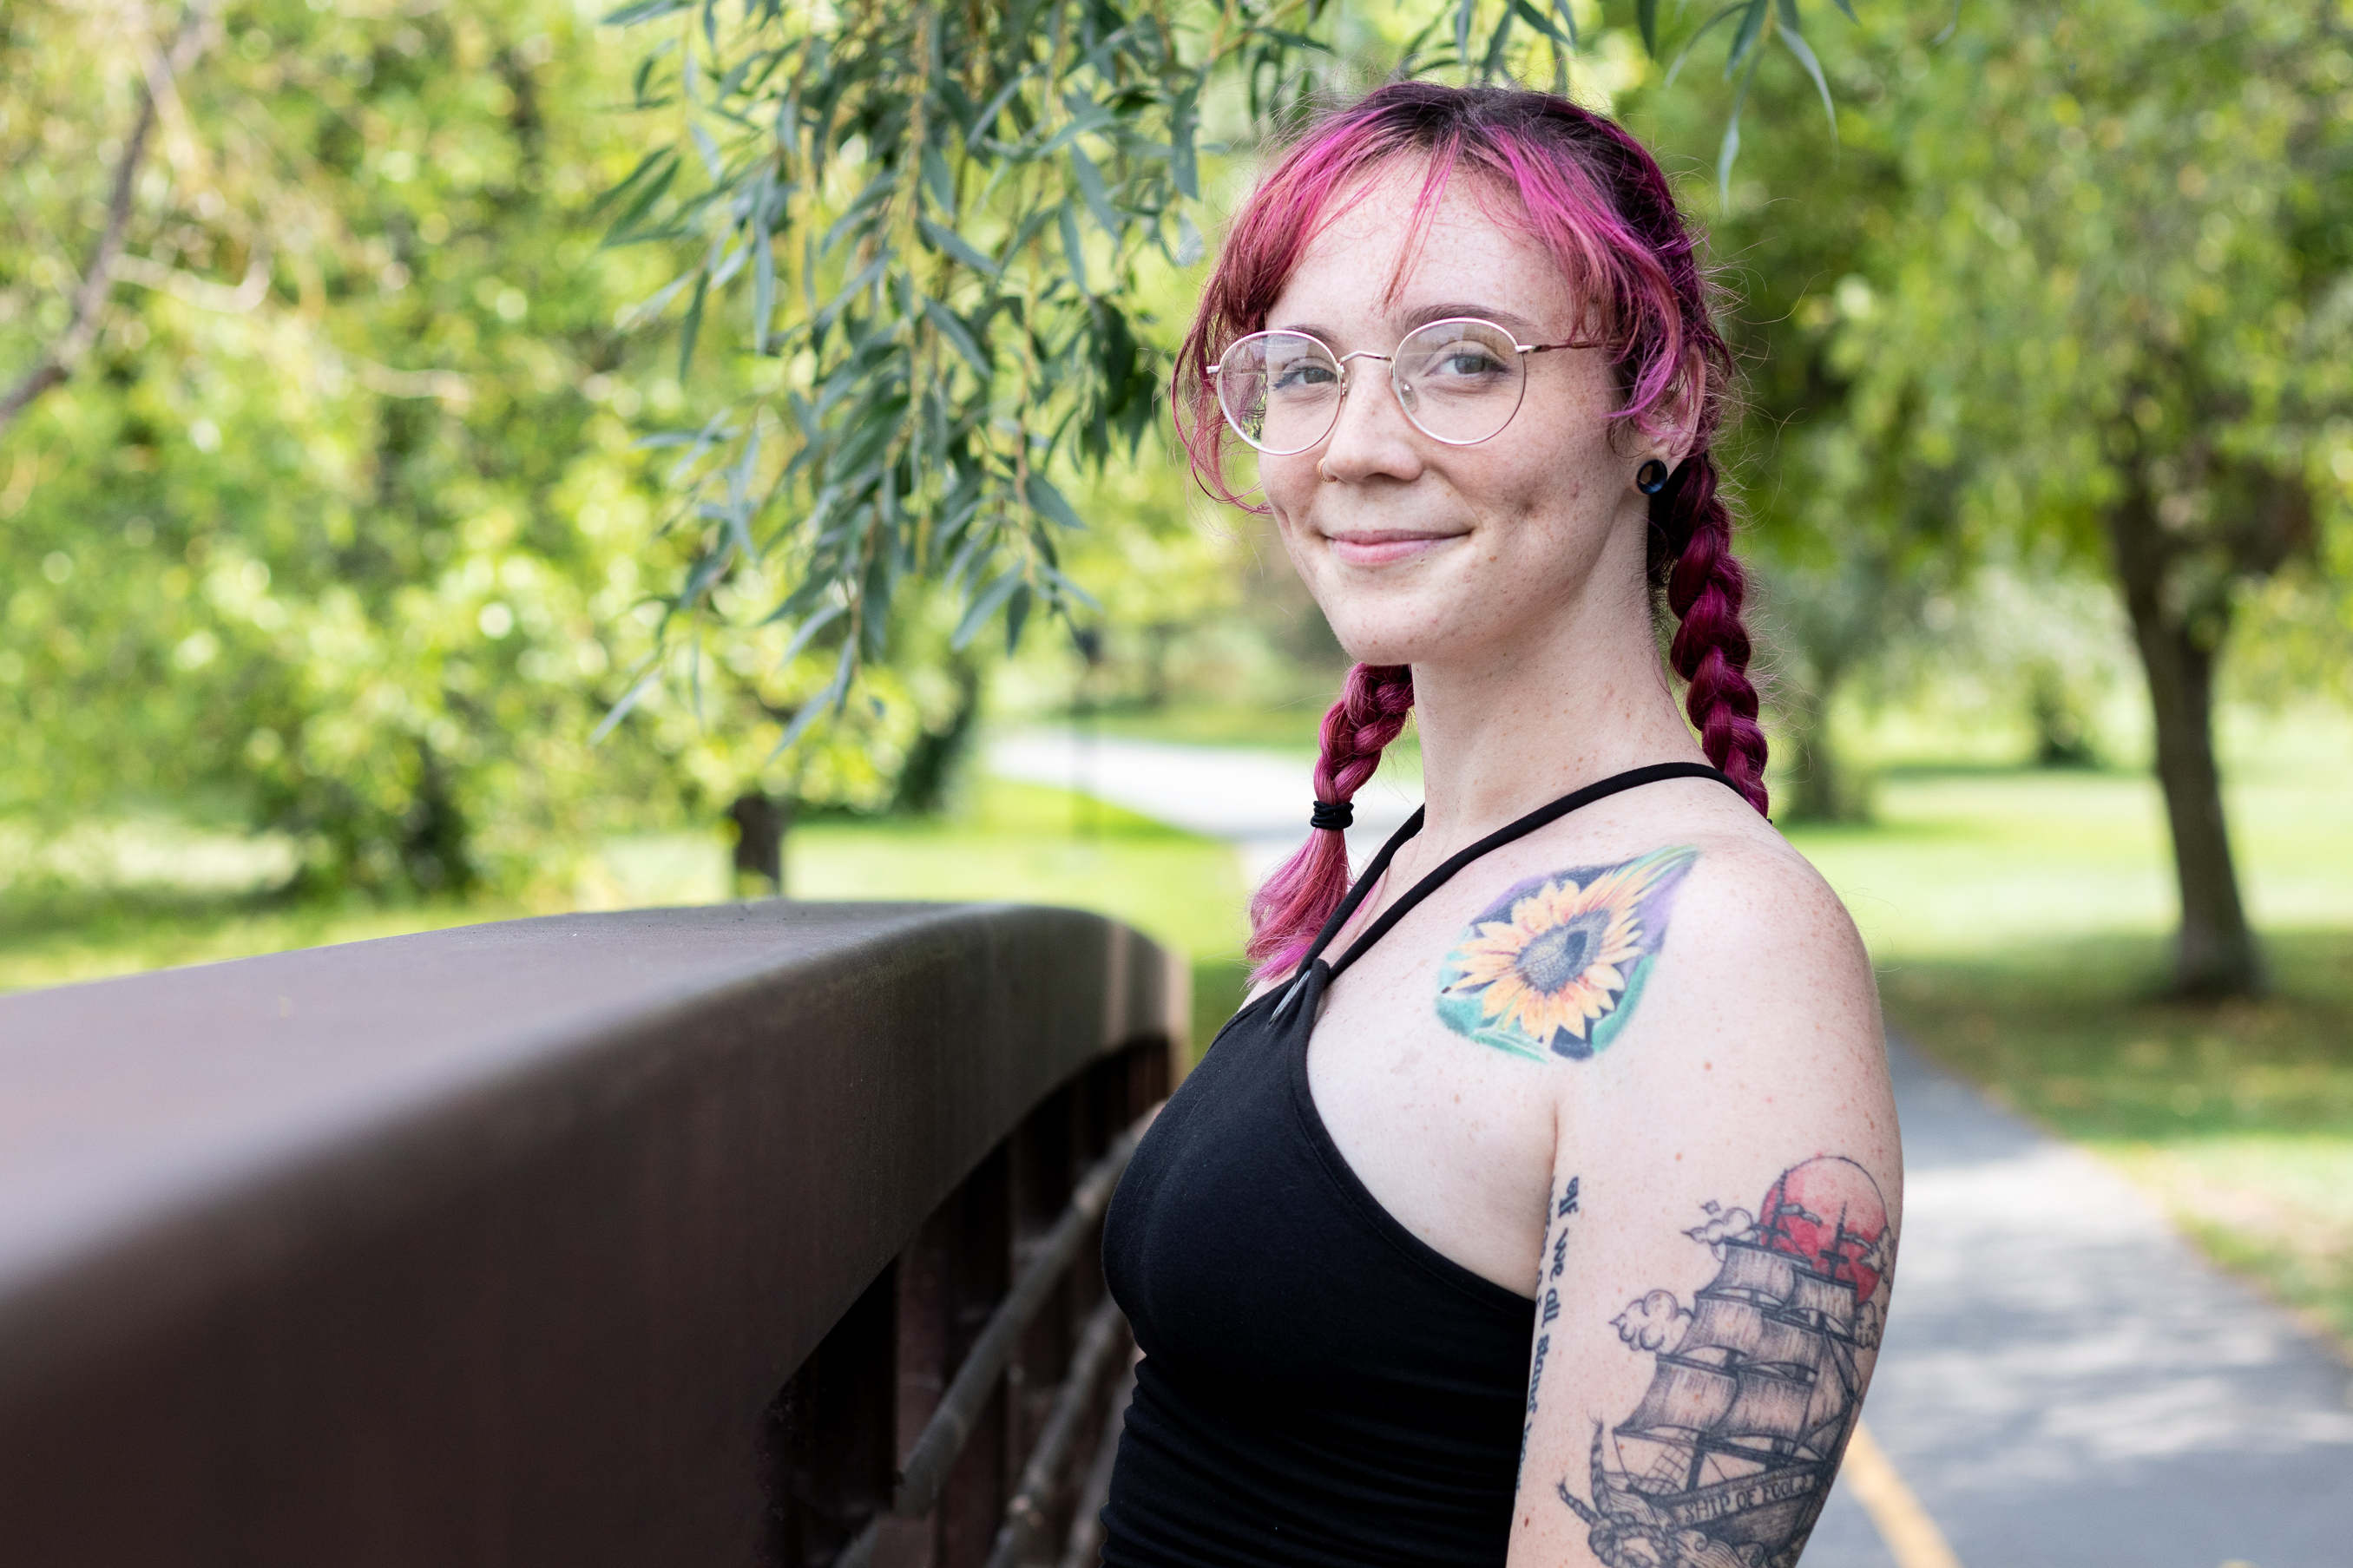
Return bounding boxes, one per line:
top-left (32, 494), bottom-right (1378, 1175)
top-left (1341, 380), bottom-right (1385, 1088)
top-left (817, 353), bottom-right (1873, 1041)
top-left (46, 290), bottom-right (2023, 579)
top-left (1246, 662), bottom-right (1415, 981)
top-left (1653, 455), bottom-right (1770, 815)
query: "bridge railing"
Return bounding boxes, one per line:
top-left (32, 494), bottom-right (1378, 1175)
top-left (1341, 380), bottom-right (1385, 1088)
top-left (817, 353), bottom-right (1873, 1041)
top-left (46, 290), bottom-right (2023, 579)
top-left (0, 902), bottom-right (1184, 1568)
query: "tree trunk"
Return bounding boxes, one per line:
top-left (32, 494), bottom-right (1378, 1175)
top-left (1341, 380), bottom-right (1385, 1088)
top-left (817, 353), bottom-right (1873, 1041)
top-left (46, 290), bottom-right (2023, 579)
top-left (728, 792), bottom-right (788, 894)
top-left (2104, 493), bottom-right (2263, 998)
top-left (1781, 659), bottom-right (1865, 824)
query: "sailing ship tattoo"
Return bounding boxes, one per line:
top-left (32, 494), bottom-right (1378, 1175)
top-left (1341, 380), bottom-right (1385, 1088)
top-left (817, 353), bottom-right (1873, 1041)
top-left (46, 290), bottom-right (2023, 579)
top-left (1559, 1156), bottom-right (1893, 1568)
top-left (1436, 846), bottom-right (1699, 1061)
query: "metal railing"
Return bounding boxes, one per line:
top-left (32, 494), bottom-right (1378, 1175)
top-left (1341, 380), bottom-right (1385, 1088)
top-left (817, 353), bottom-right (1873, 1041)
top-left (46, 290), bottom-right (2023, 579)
top-left (0, 901), bottom-right (1183, 1568)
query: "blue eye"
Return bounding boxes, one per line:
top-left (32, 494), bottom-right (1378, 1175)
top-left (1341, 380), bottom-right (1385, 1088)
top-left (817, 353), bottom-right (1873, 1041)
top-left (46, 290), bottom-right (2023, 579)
top-left (1433, 349), bottom-right (1508, 378)
top-left (1272, 361), bottom-right (1338, 390)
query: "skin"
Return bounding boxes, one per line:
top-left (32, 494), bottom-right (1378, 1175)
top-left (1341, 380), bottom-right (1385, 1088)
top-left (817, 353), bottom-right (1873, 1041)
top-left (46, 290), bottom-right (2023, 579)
top-left (1246, 162), bottom-right (1901, 1566)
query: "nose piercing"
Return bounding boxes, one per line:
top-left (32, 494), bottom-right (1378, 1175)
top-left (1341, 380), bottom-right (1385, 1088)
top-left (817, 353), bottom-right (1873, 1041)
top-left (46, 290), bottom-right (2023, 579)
top-left (1636, 459), bottom-right (1670, 495)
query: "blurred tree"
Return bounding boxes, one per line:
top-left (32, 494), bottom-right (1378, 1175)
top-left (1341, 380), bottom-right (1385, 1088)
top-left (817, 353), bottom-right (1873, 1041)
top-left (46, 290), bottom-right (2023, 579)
top-left (0, 0), bottom-right (671, 894)
top-left (1828, 0), bottom-right (2353, 995)
top-left (1625, 25), bottom-right (1965, 823)
top-left (0, 0), bottom-right (950, 894)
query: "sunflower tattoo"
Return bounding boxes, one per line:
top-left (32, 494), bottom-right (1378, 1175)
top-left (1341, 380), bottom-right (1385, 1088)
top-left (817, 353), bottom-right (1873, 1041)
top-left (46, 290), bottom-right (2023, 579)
top-left (1435, 846), bottom-right (1699, 1062)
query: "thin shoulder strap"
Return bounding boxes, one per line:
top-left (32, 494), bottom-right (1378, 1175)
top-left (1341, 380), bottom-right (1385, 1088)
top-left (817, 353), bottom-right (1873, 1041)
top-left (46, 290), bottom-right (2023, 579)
top-left (1289, 804), bottom-right (1430, 978)
top-left (1324, 760), bottom-right (1738, 984)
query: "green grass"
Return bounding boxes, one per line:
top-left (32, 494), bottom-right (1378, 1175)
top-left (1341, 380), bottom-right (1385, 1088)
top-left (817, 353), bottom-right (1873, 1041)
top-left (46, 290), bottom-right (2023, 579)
top-left (1072, 699), bottom-right (1331, 752)
top-left (785, 778), bottom-right (1250, 1051)
top-left (0, 882), bottom-right (539, 995)
top-left (0, 777), bottom-right (1253, 1054)
top-left (1880, 930), bottom-right (2353, 1347)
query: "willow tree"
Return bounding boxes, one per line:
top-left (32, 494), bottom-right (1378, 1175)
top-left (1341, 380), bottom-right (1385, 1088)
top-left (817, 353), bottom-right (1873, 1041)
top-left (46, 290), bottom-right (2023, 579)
top-left (593, 0), bottom-right (1874, 753)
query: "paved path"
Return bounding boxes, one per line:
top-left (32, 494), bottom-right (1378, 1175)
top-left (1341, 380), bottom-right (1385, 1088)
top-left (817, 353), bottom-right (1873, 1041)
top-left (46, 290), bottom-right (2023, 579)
top-left (989, 731), bottom-right (2353, 1567)
top-left (989, 731), bottom-right (1420, 881)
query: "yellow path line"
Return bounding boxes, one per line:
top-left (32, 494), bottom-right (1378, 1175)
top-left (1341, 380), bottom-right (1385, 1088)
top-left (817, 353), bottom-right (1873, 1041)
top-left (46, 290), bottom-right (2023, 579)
top-left (1842, 1420), bottom-right (1965, 1568)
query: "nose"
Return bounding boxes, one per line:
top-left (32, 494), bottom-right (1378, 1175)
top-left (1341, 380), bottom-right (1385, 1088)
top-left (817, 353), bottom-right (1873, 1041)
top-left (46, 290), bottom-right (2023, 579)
top-left (1318, 358), bottom-right (1425, 484)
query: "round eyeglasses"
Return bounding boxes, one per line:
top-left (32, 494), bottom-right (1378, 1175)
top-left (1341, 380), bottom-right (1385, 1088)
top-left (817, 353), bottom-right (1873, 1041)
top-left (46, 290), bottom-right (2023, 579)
top-left (1209, 317), bottom-right (1599, 456)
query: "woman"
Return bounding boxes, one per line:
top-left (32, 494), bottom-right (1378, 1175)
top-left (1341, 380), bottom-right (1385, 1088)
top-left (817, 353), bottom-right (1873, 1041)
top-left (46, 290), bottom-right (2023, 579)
top-left (1100, 84), bottom-right (1900, 1568)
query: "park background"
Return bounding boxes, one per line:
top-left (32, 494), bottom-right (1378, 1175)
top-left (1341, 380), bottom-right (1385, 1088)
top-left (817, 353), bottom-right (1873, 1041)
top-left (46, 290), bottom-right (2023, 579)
top-left (4, 0), bottom-right (2351, 1377)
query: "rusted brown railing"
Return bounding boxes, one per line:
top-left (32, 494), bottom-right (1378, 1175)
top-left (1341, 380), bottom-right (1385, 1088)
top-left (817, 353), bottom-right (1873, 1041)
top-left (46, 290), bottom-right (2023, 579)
top-left (0, 901), bottom-right (1182, 1568)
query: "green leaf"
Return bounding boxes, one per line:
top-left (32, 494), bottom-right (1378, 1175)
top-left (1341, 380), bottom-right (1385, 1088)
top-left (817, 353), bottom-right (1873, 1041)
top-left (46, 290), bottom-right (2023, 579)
top-left (951, 566), bottom-right (1025, 650)
top-left (1718, 47), bottom-right (1764, 205)
top-left (1021, 470), bottom-right (1087, 534)
top-left (1170, 86), bottom-right (1200, 200)
top-left (1777, 13), bottom-right (1838, 142)
top-left (1725, 0), bottom-right (1771, 76)
top-left (768, 640), bottom-right (856, 758)
top-left (1068, 143), bottom-right (1120, 237)
top-left (774, 599), bottom-right (845, 664)
top-left (599, 150), bottom-right (680, 243)
top-left (1510, 0), bottom-right (1568, 49)
top-left (916, 218), bottom-right (1002, 277)
top-left (1002, 584), bottom-right (1032, 654)
top-left (679, 269), bottom-right (709, 377)
top-left (601, 0), bottom-right (688, 25)
top-left (753, 172), bottom-right (778, 355)
top-left (1637, 0), bottom-right (1660, 54)
top-left (1666, 3), bottom-right (1747, 89)
top-left (921, 142), bottom-right (956, 213)
top-left (589, 665), bottom-right (664, 745)
top-left (1059, 202), bottom-right (1090, 293)
top-left (923, 297), bottom-right (991, 380)
top-left (690, 121), bottom-right (724, 180)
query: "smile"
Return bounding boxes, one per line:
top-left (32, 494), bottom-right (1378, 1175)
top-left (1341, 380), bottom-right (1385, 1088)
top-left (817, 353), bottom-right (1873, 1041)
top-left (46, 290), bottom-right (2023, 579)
top-left (1322, 528), bottom-right (1468, 567)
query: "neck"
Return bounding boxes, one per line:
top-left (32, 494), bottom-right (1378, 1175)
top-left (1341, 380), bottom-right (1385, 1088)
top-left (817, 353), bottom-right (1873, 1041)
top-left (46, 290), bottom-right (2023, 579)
top-left (1404, 564), bottom-right (1704, 859)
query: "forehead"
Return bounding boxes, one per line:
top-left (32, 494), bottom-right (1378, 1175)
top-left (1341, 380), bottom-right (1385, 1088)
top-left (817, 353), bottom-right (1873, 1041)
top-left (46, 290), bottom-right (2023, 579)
top-left (1265, 159), bottom-right (1579, 338)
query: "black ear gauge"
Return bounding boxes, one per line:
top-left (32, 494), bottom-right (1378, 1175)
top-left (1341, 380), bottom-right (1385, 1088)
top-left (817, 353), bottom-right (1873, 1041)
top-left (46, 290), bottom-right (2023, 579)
top-left (1636, 458), bottom-right (1670, 495)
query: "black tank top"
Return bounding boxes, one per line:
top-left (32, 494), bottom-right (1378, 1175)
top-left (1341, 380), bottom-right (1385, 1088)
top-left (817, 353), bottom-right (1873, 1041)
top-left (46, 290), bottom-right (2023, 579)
top-left (1101, 762), bottom-right (1740, 1567)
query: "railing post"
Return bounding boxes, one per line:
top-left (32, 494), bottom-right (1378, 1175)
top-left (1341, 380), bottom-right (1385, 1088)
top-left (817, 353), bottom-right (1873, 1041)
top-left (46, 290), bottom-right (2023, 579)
top-left (891, 1147), bottom-right (1013, 1568)
top-left (766, 1269), bottom-right (898, 1568)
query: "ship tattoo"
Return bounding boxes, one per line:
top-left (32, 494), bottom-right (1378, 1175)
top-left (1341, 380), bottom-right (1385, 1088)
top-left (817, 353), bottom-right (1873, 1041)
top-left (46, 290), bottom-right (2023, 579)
top-left (1559, 1156), bottom-right (1892, 1568)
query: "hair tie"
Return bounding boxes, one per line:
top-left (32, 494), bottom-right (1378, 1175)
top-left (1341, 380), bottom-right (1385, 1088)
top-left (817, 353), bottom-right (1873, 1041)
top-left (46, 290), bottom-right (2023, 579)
top-left (1310, 799), bottom-right (1354, 831)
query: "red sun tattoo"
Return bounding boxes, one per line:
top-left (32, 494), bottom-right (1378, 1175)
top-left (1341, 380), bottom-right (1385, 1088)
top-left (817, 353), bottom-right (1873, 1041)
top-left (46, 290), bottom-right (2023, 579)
top-left (1756, 1156), bottom-right (1890, 1303)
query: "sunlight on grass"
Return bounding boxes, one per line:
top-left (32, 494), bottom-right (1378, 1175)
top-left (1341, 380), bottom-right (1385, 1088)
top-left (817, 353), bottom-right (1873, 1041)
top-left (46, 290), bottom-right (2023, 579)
top-left (1784, 707), bottom-right (2353, 955)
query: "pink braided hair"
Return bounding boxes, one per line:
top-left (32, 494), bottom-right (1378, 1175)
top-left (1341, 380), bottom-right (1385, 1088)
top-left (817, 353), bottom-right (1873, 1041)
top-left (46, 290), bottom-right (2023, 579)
top-left (1245, 662), bottom-right (1415, 976)
top-left (1185, 85), bottom-right (1771, 982)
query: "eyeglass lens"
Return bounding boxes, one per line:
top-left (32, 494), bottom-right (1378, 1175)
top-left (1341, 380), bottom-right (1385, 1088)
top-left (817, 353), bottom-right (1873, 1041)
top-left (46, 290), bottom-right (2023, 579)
top-left (1215, 319), bottom-right (1532, 455)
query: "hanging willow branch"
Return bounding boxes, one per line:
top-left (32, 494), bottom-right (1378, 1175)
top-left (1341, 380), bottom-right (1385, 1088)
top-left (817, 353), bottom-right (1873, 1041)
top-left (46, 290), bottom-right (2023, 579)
top-left (600, 0), bottom-right (1866, 751)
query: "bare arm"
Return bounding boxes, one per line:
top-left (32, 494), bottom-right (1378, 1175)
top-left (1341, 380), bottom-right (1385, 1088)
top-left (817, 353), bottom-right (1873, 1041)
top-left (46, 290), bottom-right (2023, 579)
top-left (1437, 839), bottom-right (1900, 1568)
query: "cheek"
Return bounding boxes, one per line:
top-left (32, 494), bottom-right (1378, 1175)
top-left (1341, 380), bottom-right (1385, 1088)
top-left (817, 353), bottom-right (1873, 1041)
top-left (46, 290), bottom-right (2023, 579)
top-left (1260, 456), bottom-right (1321, 535)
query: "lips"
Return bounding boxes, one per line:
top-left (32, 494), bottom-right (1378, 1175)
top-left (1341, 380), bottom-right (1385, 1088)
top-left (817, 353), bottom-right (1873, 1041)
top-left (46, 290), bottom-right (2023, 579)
top-left (1323, 528), bottom-right (1466, 567)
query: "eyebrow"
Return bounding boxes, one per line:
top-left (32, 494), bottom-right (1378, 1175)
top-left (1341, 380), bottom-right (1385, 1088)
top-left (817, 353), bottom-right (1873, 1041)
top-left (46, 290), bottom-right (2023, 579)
top-left (1398, 302), bottom-right (1542, 338)
top-left (1266, 304), bottom-right (1548, 345)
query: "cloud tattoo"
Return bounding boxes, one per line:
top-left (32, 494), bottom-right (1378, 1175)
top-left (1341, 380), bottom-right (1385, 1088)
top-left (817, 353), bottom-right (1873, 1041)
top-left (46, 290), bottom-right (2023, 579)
top-left (1612, 1289), bottom-right (1692, 1353)
top-left (1682, 1199), bottom-right (1756, 1252)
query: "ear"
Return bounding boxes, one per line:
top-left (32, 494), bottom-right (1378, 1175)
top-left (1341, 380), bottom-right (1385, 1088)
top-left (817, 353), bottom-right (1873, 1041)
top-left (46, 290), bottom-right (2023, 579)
top-left (1654, 346), bottom-right (1710, 469)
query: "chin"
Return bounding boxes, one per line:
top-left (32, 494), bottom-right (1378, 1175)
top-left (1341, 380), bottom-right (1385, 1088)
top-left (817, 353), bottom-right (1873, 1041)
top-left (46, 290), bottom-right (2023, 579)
top-left (1320, 602), bottom-right (1450, 670)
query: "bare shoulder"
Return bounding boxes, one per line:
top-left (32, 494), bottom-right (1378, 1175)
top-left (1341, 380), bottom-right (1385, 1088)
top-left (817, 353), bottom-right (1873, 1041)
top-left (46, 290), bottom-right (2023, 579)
top-left (1666, 814), bottom-right (1880, 1046)
top-left (1557, 806), bottom-right (1896, 1174)
top-left (1422, 788), bottom-right (1879, 1079)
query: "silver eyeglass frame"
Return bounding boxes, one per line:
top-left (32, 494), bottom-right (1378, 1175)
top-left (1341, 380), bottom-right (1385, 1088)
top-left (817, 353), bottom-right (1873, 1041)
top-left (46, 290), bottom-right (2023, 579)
top-left (1207, 316), bottom-right (1602, 455)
